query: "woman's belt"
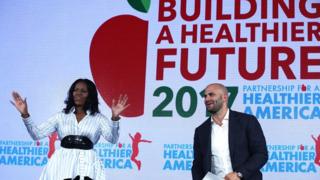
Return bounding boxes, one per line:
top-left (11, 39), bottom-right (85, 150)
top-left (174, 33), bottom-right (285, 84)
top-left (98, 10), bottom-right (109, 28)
top-left (61, 135), bottom-right (93, 150)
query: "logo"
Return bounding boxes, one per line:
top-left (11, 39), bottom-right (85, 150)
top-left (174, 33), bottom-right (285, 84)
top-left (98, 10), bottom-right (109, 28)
top-left (129, 132), bottom-right (152, 170)
top-left (36, 132), bottom-right (58, 159)
top-left (96, 132), bottom-right (152, 170)
top-left (47, 132), bottom-right (58, 158)
top-left (242, 84), bottom-right (320, 120)
top-left (262, 134), bottom-right (320, 173)
top-left (0, 140), bottom-right (48, 166)
top-left (311, 134), bottom-right (320, 166)
top-left (90, 0), bottom-right (150, 117)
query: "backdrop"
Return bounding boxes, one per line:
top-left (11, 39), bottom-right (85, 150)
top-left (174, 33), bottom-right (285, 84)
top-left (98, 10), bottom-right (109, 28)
top-left (1, 0), bottom-right (320, 179)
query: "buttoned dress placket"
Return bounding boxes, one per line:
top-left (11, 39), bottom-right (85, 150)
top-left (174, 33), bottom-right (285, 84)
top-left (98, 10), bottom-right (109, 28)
top-left (74, 114), bottom-right (88, 180)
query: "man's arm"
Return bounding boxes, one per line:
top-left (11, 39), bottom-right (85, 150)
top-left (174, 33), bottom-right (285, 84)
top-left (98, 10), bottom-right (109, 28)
top-left (236, 116), bottom-right (268, 179)
top-left (192, 128), bottom-right (205, 180)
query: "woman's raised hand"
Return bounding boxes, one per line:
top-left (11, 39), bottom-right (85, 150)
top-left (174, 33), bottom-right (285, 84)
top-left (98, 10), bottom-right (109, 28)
top-left (111, 94), bottom-right (129, 120)
top-left (11, 91), bottom-right (29, 116)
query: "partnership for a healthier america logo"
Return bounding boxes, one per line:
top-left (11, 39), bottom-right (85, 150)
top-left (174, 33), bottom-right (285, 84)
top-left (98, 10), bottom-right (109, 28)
top-left (262, 134), bottom-right (320, 173)
top-left (0, 133), bottom-right (57, 166)
top-left (96, 132), bottom-right (152, 170)
top-left (162, 143), bottom-right (193, 171)
top-left (243, 84), bottom-right (320, 120)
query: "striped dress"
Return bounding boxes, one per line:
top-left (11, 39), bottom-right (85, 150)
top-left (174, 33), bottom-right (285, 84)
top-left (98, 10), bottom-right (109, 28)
top-left (22, 110), bottom-right (119, 180)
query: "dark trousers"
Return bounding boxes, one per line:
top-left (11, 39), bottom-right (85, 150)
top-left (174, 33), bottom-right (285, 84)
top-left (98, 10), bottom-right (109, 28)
top-left (64, 175), bottom-right (93, 180)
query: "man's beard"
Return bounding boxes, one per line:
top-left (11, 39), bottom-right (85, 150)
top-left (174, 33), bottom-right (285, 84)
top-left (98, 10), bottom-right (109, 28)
top-left (207, 98), bottom-right (223, 114)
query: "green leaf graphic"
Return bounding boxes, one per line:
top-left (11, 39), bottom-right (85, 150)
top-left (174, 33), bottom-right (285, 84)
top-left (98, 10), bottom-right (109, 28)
top-left (127, 0), bottom-right (150, 13)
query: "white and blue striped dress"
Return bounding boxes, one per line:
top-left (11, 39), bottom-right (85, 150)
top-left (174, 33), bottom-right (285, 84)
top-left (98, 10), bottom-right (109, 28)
top-left (23, 110), bottom-right (119, 180)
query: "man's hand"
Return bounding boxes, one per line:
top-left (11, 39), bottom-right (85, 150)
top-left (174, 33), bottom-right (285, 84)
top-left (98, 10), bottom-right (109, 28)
top-left (224, 172), bottom-right (240, 180)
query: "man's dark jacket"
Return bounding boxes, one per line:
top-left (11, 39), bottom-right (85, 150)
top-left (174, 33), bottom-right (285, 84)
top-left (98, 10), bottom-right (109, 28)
top-left (191, 110), bottom-right (268, 180)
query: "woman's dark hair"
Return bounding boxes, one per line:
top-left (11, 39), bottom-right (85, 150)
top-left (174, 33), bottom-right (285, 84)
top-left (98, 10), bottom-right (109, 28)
top-left (63, 79), bottom-right (100, 115)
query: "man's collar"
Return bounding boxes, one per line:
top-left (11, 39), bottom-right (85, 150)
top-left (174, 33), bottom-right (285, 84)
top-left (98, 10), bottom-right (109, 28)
top-left (211, 108), bottom-right (230, 123)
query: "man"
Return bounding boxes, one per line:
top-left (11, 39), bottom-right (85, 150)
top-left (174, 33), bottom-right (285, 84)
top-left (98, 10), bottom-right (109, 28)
top-left (192, 83), bottom-right (268, 180)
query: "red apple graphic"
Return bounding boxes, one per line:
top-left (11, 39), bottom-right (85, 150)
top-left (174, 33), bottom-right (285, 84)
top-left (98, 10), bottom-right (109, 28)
top-left (90, 15), bottom-right (148, 117)
top-left (301, 84), bottom-right (306, 92)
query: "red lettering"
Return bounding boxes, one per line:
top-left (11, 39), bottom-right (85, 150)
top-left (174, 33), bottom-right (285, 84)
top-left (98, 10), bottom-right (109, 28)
top-left (262, 23), bottom-right (279, 42)
top-left (291, 22), bottom-right (304, 41)
top-left (216, 0), bottom-right (231, 20)
top-left (282, 22), bottom-right (288, 41)
top-left (181, 0), bottom-right (200, 21)
top-left (181, 24), bottom-right (197, 43)
top-left (271, 47), bottom-right (296, 79)
top-left (299, 0), bottom-right (320, 18)
top-left (156, 49), bottom-right (177, 80)
top-left (210, 48), bottom-right (235, 80)
top-left (235, 0), bottom-right (257, 19)
top-left (159, 0), bottom-right (320, 21)
top-left (236, 23), bottom-right (247, 42)
top-left (181, 48), bottom-right (207, 80)
top-left (301, 46), bottom-right (320, 79)
top-left (200, 24), bottom-right (213, 43)
top-left (205, 0), bottom-right (212, 20)
top-left (308, 22), bottom-right (320, 41)
top-left (239, 47), bottom-right (266, 80)
top-left (155, 47), bottom-right (320, 81)
top-left (246, 23), bottom-right (260, 42)
top-left (158, 0), bottom-right (176, 21)
top-left (215, 24), bottom-right (233, 42)
top-left (261, 0), bottom-right (268, 18)
top-left (156, 25), bottom-right (174, 44)
top-left (273, 0), bottom-right (295, 18)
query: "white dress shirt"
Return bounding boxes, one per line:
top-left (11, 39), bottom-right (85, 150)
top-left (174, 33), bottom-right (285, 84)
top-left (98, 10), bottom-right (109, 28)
top-left (23, 110), bottom-right (119, 180)
top-left (211, 109), bottom-right (233, 179)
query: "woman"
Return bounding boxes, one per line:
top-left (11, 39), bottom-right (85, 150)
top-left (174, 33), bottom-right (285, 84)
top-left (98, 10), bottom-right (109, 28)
top-left (11, 78), bottom-right (129, 180)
